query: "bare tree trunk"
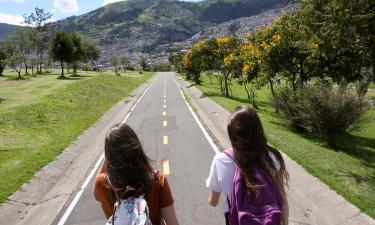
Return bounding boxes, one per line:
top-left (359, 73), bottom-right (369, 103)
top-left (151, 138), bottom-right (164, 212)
top-left (224, 73), bottom-right (229, 97)
top-left (268, 77), bottom-right (279, 113)
top-left (60, 61), bottom-right (65, 78)
top-left (243, 81), bottom-right (251, 99)
top-left (17, 67), bottom-right (21, 78)
top-left (39, 50), bottom-right (43, 74)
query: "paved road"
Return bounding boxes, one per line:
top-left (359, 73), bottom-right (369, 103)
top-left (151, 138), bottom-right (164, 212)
top-left (53, 72), bottom-right (225, 225)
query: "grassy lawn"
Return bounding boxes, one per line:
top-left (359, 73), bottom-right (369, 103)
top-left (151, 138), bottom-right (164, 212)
top-left (0, 70), bottom-right (153, 203)
top-left (191, 75), bottom-right (375, 218)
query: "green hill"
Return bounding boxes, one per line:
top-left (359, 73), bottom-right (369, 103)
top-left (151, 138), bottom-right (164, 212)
top-left (0, 0), bottom-right (286, 53)
top-left (52, 0), bottom-right (285, 52)
top-left (0, 23), bottom-right (19, 40)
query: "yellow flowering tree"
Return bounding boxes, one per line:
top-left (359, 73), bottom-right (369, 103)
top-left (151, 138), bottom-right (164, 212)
top-left (239, 39), bottom-right (263, 107)
top-left (213, 36), bottom-right (242, 97)
top-left (183, 40), bottom-right (209, 84)
top-left (256, 13), bottom-right (313, 94)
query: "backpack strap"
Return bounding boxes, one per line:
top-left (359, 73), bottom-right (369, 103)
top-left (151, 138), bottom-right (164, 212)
top-left (223, 148), bottom-right (234, 160)
top-left (224, 149), bottom-right (234, 214)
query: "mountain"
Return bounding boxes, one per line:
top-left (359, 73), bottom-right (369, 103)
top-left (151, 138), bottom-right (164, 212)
top-left (0, 0), bottom-right (291, 65)
top-left (0, 23), bottom-right (19, 40)
top-left (52, 0), bottom-right (286, 53)
top-left (150, 3), bottom-right (296, 56)
top-left (188, 3), bottom-right (297, 43)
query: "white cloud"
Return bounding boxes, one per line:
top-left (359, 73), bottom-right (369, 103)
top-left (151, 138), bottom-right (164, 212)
top-left (0, 12), bottom-right (24, 25)
top-left (53, 0), bottom-right (79, 14)
top-left (103, 0), bottom-right (124, 6)
top-left (0, 0), bottom-right (25, 3)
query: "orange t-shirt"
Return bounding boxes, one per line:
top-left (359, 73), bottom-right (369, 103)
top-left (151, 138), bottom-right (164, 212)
top-left (93, 171), bottom-right (174, 225)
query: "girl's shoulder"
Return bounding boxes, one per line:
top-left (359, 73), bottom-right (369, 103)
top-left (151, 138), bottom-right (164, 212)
top-left (215, 149), bottom-right (235, 163)
top-left (153, 170), bottom-right (167, 186)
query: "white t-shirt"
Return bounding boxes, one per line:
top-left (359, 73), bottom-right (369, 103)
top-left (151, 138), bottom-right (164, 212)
top-left (206, 150), bottom-right (280, 213)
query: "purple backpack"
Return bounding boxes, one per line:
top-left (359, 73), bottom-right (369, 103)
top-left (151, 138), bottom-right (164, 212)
top-left (224, 149), bottom-right (282, 225)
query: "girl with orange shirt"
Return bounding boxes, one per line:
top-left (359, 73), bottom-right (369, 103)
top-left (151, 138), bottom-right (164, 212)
top-left (93, 123), bottom-right (180, 225)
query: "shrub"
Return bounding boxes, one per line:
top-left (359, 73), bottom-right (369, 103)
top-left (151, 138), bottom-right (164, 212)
top-left (125, 66), bottom-right (135, 71)
top-left (275, 84), bottom-right (368, 147)
top-left (82, 64), bottom-right (93, 72)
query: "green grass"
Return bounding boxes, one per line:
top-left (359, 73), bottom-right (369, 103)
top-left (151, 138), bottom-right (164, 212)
top-left (0, 70), bottom-right (153, 203)
top-left (191, 75), bottom-right (375, 218)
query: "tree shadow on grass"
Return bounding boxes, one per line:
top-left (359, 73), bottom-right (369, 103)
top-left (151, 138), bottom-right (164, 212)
top-left (56, 76), bottom-right (84, 80)
top-left (338, 170), bottom-right (375, 186)
top-left (201, 91), bottom-right (249, 102)
top-left (336, 134), bottom-right (375, 163)
top-left (291, 126), bottom-right (375, 165)
top-left (69, 74), bottom-right (92, 78)
top-left (0, 74), bottom-right (13, 78)
top-left (267, 112), bottom-right (375, 166)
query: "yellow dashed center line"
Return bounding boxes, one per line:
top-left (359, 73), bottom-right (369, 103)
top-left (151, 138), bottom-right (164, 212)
top-left (163, 99), bottom-right (166, 103)
top-left (163, 121), bottom-right (167, 127)
top-left (163, 111), bottom-right (167, 116)
top-left (163, 160), bottom-right (170, 175)
top-left (163, 136), bottom-right (168, 144)
top-left (163, 104), bottom-right (166, 108)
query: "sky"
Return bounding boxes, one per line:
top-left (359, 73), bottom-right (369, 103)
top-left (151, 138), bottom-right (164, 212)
top-left (0, 0), bottom-right (200, 26)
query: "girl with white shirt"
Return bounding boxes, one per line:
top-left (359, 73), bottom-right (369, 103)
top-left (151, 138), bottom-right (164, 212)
top-left (206, 106), bottom-right (289, 225)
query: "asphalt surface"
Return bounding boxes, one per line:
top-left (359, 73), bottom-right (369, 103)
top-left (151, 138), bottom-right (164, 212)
top-left (53, 72), bottom-right (224, 225)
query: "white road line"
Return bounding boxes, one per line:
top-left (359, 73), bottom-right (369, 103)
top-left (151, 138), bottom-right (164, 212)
top-left (173, 77), bottom-right (220, 154)
top-left (57, 74), bottom-right (158, 225)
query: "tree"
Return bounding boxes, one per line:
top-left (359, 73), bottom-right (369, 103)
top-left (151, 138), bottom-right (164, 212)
top-left (5, 28), bottom-right (36, 78)
top-left (183, 39), bottom-right (217, 84)
top-left (183, 45), bottom-right (203, 83)
top-left (30, 57), bottom-right (38, 76)
top-left (120, 55), bottom-right (130, 72)
top-left (70, 33), bottom-right (84, 75)
top-left (49, 31), bottom-right (75, 78)
top-left (15, 28), bottom-right (38, 75)
top-left (168, 53), bottom-right (184, 73)
top-left (0, 42), bottom-right (8, 76)
top-left (110, 55), bottom-right (120, 75)
top-left (239, 40), bottom-right (262, 108)
top-left (24, 7), bottom-right (53, 74)
top-left (81, 38), bottom-right (100, 67)
top-left (213, 36), bottom-right (242, 97)
top-left (139, 57), bottom-right (149, 71)
top-left (6, 35), bottom-right (24, 78)
top-left (299, 0), bottom-right (375, 95)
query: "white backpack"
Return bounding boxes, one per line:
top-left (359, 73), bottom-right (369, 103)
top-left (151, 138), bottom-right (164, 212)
top-left (106, 195), bottom-right (152, 225)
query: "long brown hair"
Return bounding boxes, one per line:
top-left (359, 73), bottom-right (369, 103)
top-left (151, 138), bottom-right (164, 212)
top-left (104, 123), bottom-right (154, 201)
top-left (227, 106), bottom-right (289, 196)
